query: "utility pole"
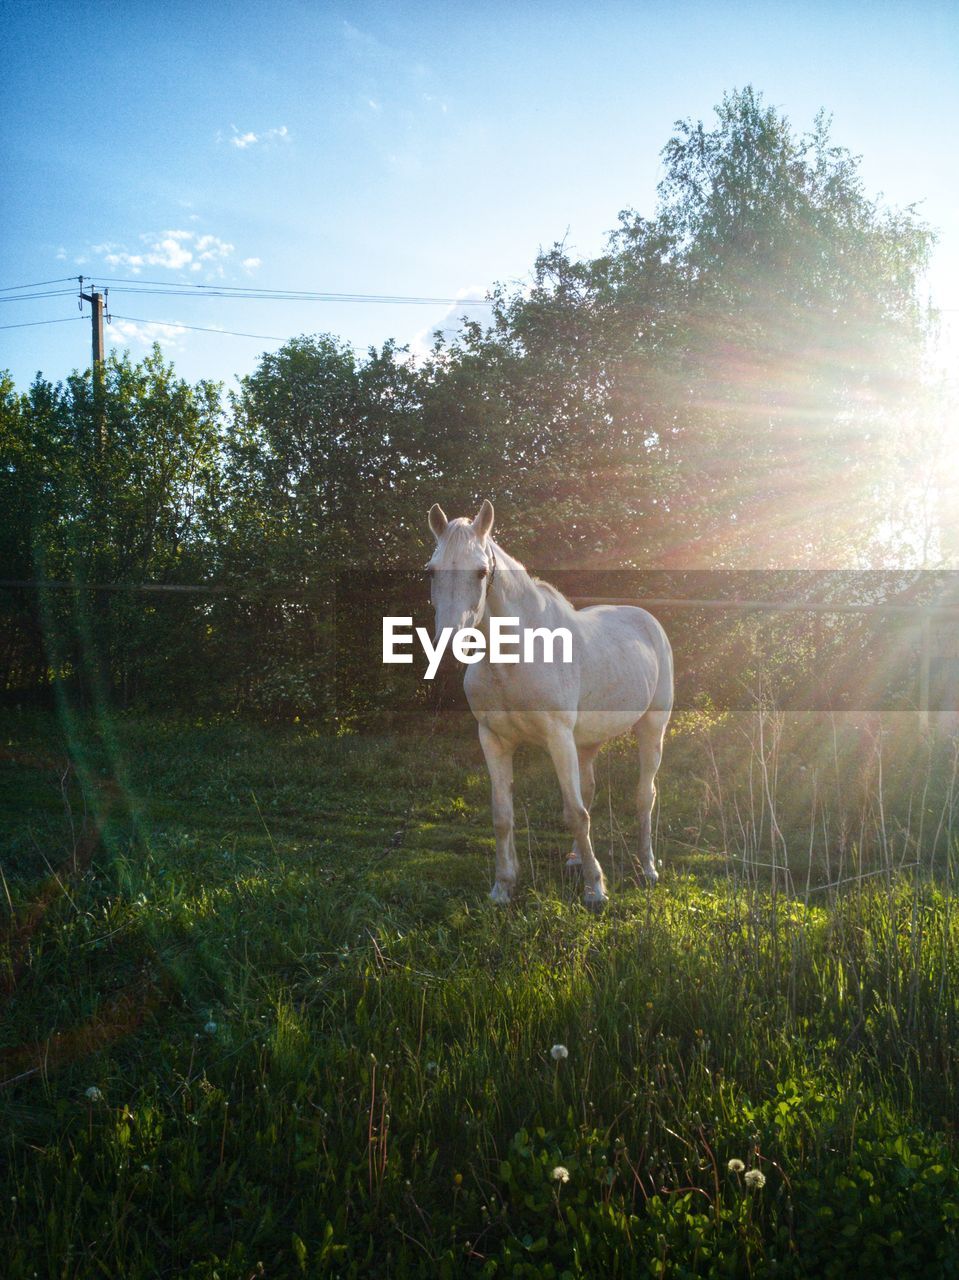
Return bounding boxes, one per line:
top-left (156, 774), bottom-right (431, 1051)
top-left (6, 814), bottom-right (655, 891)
top-left (77, 278), bottom-right (112, 692)
top-left (78, 278), bottom-right (110, 453)
top-left (80, 279), bottom-right (106, 366)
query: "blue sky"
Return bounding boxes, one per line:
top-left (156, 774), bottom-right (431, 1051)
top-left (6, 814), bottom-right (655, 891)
top-left (2, 0), bottom-right (958, 392)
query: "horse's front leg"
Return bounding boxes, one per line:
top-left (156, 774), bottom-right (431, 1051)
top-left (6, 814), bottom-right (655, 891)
top-left (479, 724), bottom-right (517, 904)
top-left (547, 730), bottom-right (607, 909)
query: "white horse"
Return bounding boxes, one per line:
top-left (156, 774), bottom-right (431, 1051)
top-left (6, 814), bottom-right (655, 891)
top-left (427, 500), bottom-right (673, 909)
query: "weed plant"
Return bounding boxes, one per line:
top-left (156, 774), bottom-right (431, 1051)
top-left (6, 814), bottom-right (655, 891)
top-left (1, 708), bottom-right (958, 1277)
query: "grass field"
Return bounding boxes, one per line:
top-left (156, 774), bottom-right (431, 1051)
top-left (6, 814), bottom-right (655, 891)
top-left (2, 706), bottom-right (959, 1278)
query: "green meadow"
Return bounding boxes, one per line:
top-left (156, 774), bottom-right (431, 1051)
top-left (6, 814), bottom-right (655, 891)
top-left (2, 709), bottom-right (958, 1278)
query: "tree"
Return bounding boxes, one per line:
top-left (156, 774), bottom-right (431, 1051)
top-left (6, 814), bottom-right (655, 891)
top-left (225, 334), bottom-right (427, 577)
top-left (218, 335), bottom-right (428, 720)
top-left (1, 348), bottom-right (224, 703)
top-left (653, 86), bottom-right (934, 566)
top-left (428, 88), bottom-right (934, 570)
top-left (417, 220), bottom-right (687, 567)
top-left (2, 89), bottom-right (944, 724)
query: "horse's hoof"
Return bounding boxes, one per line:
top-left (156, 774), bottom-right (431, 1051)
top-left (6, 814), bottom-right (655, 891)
top-left (489, 882), bottom-right (513, 906)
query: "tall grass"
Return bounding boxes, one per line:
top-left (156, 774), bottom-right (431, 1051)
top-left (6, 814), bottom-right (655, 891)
top-left (1, 709), bottom-right (958, 1277)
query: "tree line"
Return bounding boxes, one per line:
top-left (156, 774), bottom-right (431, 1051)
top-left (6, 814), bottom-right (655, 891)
top-left (1, 89), bottom-right (947, 723)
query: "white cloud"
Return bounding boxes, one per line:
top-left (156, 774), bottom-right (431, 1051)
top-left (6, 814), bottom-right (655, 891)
top-left (150, 237), bottom-right (193, 269)
top-left (107, 318), bottom-right (187, 349)
top-left (242, 257), bottom-right (261, 272)
top-left (195, 234), bottom-right (234, 261)
top-left (55, 246), bottom-right (67, 260)
top-left (91, 230), bottom-right (237, 275)
top-left (226, 124), bottom-right (290, 149)
top-left (104, 253), bottom-right (145, 270)
top-left (409, 286), bottom-right (490, 363)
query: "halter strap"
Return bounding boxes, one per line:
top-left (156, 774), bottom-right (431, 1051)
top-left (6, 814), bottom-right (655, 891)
top-left (487, 545), bottom-right (497, 597)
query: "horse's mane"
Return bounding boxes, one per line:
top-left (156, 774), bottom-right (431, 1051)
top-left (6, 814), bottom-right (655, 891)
top-left (532, 576), bottom-right (572, 607)
top-left (489, 540), bottom-right (575, 617)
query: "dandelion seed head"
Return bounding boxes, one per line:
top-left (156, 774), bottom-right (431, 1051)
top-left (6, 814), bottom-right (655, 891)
top-left (745, 1168), bottom-right (766, 1189)
top-left (552, 1165), bottom-right (570, 1183)
top-left (727, 1158), bottom-right (745, 1173)
top-left (550, 1043), bottom-right (569, 1060)
top-left (204, 1021), bottom-right (218, 1034)
top-left (85, 1086), bottom-right (103, 1102)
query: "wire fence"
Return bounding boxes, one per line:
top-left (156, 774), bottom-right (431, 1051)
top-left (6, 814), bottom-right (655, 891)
top-left (3, 577), bottom-right (958, 724)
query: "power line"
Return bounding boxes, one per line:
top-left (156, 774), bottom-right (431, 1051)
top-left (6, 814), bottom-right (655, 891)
top-left (0, 276), bottom-right (79, 292)
top-left (102, 284), bottom-right (491, 306)
top-left (0, 316), bottom-right (84, 332)
top-left (0, 274), bottom-right (493, 308)
top-left (96, 275), bottom-right (493, 306)
top-left (0, 290), bottom-right (85, 304)
top-left (108, 314), bottom-right (286, 342)
top-left (3, 273), bottom-right (958, 311)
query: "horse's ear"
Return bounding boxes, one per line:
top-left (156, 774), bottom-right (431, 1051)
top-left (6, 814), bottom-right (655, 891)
top-left (472, 499), bottom-right (494, 540)
top-left (429, 503), bottom-right (448, 540)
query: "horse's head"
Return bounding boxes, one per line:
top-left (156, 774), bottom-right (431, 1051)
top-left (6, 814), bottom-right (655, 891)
top-left (426, 500), bottom-right (496, 642)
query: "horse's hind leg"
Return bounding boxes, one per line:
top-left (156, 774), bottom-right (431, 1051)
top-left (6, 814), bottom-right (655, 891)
top-left (566, 746), bottom-right (598, 869)
top-left (633, 708), bottom-right (669, 884)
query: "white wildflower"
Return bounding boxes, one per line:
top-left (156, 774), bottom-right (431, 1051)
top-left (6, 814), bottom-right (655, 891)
top-left (744, 1168), bottom-right (766, 1189)
top-left (550, 1044), bottom-right (569, 1061)
top-left (727, 1158), bottom-right (745, 1173)
top-left (552, 1166), bottom-right (570, 1183)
